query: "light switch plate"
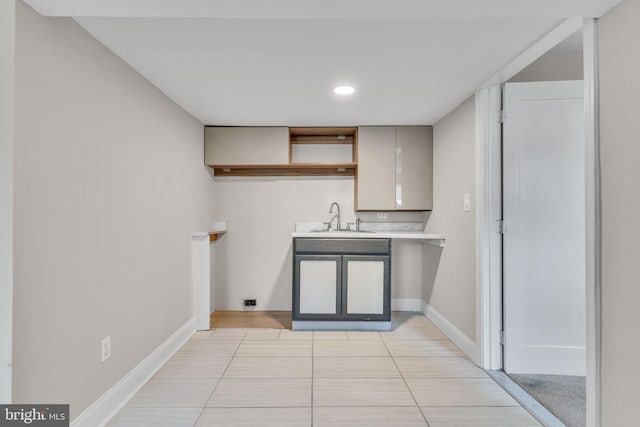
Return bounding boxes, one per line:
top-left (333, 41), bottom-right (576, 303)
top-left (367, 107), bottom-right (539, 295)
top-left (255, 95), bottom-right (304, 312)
top-left (101, 336), bottom-right (111, 363)
top-left (463, 194), bottom-right (471, 212)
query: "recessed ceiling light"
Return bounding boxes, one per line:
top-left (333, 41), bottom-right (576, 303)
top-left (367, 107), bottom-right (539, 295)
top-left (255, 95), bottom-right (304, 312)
top-left (334, 86), bottom-right (355, 95)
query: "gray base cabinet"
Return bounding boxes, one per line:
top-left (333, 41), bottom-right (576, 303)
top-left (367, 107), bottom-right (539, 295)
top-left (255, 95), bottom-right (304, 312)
top-left (292, 238), bottom-right (391, 322)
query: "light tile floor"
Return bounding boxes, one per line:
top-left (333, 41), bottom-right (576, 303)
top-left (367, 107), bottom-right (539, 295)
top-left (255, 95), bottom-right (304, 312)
top-left (108, 313), bottom-right (541, 427)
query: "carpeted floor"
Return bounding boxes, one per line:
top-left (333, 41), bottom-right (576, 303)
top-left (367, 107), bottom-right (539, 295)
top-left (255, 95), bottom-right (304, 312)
top-left (509, 374), bottom-right (586, 427)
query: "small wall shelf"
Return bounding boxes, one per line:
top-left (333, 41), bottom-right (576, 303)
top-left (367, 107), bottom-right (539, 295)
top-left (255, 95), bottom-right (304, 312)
top-left (289, 127), bottom-right (357, 144)
top-left (208, 127), bottom-right (358, 177)
top-left (212, 163), bottom-right (357, 177)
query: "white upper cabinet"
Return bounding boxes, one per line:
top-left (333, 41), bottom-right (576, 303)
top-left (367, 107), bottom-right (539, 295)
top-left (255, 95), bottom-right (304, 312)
top-left (395, 126), bottom-right (433, 210)
top-left (204, 126), bottom-right (289, 165)
top-left (357, 127), bottom-right (396, 210)
top-left (357, 126), bottom-right (433, 211)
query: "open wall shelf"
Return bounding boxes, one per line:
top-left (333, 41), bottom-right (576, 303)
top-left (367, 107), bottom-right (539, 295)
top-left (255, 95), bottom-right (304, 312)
top-left (212, 163), bottom-right (357, 177)
top-left (209, 127), bottom-right (358, 177)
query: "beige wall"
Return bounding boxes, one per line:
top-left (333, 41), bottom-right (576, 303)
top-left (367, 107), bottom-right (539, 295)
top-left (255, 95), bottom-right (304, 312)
top-left (0, 0), bottom-right (16, 404)
top-left (598, 0), bottom-right (640, 424)
top-left (423, 96), bottom-right (476, 341)
top-left (213, 177), bottom-right (356, 310)
top-left (509, 51), bottom-right (583, 82)
top-left (12, 2), bottom-right (215, 419)
top-left (391, 240), bottom-right (423, 302)
top-left (213, 179), bottom-right (424, 311)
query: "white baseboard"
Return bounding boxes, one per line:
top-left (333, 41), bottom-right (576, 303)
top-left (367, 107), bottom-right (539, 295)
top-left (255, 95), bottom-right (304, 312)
top-left (422, 303), bottom-right (478, 364)
top-left (391, 298), bottom-right (423, 312)
top-left (420, 299), bottom-right (428, 315)
top-left (71, 318), bottom-right (196, 427)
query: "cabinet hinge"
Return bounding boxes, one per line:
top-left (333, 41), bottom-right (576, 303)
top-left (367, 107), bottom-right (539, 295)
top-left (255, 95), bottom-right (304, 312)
top-left (499, 330), bottom-right (505, 346)
top-left (500, 109), bottom-right (506, 123)
top-left (497, 219), bottom-right (506, 234)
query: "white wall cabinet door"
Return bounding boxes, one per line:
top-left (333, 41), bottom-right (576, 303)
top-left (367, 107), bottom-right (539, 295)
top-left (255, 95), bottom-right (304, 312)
top-left (503, 80), bottom-right (586, 376)
top-left (395, 127), bottom-right (433, 210)
top-left (357, 126), bottom-right (432, 211)
top-left (356, 127), bottom-right (396, 210)
top-left (204, 126), bottom-right (289, 165)
top-left (296, 255), bottom-right (341, 317)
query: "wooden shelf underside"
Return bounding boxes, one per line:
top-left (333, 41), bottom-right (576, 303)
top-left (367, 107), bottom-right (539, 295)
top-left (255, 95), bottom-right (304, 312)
top-left (290, 135), bottom-right (354, 144)
top-left (210, 163), bottom-right (357, 177)
top-left (289, 127), bottom-right (357, 137)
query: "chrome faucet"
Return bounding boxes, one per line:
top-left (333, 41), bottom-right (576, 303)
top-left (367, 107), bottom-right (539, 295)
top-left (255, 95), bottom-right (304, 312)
top-left (329, 202), bottom-right (341, 231)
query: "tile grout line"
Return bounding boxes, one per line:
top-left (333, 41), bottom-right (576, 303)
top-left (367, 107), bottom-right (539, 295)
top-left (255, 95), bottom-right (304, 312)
top-left (190, 328), bottom-right (246, 427)
top-left (124, 317), bottom-right (523, 425)
top-left (311, 332), bottom-right (314, 427)
top-left (380, 330), bottom-right (432, 427)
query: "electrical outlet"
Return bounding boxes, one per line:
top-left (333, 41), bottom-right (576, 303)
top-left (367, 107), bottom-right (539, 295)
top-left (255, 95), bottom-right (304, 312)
top-left (243, 298), bottom-right (257, 307)
top-left (101, 336), bottom-right (111, 363)
top-left (463, 193), bottom-right (471, 212)
top-left (376, 212), bottom-right (388, 220)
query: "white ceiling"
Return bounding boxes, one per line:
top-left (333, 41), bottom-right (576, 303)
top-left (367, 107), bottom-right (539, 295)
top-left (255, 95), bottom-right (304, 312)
top-left (24, 0), bottom-right (622, 126)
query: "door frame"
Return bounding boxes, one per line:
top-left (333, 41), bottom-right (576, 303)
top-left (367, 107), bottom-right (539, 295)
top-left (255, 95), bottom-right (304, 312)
top-left (0, 0), bottom-right (16, 404)
top-left (474, 17), bottom-right (601, 427)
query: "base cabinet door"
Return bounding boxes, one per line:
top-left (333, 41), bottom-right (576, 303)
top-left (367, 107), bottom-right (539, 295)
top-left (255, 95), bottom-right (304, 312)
top-left (294, 255), bottom-right (342, 319)
top-left (343, 255), bottom-right (390, 320)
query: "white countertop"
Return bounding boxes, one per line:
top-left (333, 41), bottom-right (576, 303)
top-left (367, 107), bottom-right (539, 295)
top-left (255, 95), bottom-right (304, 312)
top-left (292, 221), bottom-right (445, 246)
top-left (193, 221), bottom-right (227, 238)
top-left (292, 230), bottom-right (443, 239)
top-left (292, 230), bottom-right (445, 246)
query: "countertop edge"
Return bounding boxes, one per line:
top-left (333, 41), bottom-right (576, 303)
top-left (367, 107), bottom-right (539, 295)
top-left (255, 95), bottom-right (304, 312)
top-left (291, 231), bottom-right (445, 240)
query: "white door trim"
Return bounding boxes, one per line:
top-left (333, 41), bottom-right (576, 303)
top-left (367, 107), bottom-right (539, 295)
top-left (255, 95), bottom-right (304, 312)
top-left (475, 16), bottom-right (600, 427)
top-left (583, 18), bottom-right (601, 427)
top-left (474, 86), bottom-right (502, 371)
top-left (0, 0), bottom-right (16, 404)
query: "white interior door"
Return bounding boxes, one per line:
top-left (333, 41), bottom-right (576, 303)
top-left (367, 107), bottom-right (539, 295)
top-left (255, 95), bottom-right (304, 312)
top-left (503, 80), bottom-right (586, 376)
